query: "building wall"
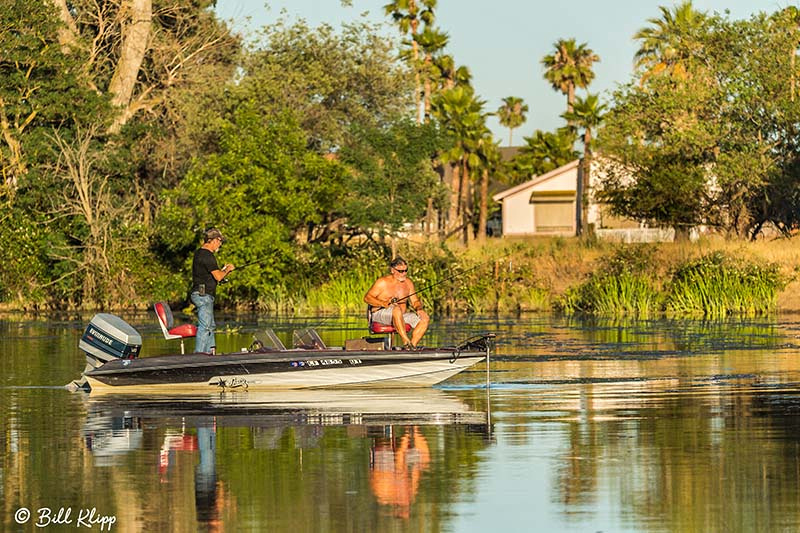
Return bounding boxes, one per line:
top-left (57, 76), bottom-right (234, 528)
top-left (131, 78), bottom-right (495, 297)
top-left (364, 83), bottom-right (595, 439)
top-left (501, 166), bottom-right (579, 236)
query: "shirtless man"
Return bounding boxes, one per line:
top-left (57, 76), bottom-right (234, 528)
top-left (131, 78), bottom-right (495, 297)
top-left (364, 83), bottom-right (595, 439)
top-left (364, 257), bottom-right (430, 349)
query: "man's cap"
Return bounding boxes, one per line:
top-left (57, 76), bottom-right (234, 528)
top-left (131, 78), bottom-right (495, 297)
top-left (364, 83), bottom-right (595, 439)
top-left (204, 227), bottom-right (225, 242)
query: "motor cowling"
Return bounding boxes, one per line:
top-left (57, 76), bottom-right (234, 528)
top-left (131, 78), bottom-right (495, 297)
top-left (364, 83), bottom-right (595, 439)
top-left (79, 313), bottom-right (142, 369)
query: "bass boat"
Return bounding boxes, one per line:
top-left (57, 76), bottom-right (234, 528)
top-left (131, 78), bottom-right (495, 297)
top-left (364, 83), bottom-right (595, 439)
top-left (69, 313), bottom-right (494, 393)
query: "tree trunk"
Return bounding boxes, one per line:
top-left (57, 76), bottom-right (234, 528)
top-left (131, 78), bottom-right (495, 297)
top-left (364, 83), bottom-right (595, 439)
top-left (423, 58), bottom-right (432, 123)
top-left (674, 226), bottom-right (691, 242)
top-left (580, 130), bottom-right (592, 237)
top-left (0, 96), bottom-right (28, 190)
top-left (461, 163), bottom-right (470, 245)
top-left (410, 16), bottom-right (422, 125)
top-left (50, 0), bottom-right (79, 52)
top-left (448, 162), bottom-right (460, 234)
top-left (477, 167), bottom-right (489, 241)
top-left (575, 164), bottom-right (583, 237)
top-left (567, 83), bottom-right (575, 113)
top-left (108, 0), bottom-right (153, 133)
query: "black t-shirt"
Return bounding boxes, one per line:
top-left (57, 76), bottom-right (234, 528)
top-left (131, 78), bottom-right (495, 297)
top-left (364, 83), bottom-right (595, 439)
top-left (192, 248), bottom-right (220, 297)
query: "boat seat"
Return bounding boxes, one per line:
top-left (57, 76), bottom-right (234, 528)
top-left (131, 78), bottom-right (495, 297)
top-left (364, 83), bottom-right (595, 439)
top-left (367, 306), bottom-right (411, 349)
top-left (154, 301), bottom-right (197, 354)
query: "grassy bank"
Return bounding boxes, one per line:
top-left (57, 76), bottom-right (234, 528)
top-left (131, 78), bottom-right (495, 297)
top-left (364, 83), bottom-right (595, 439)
top-left (279, 235), bottom-right (800, 318)
top-left (3, 235), bottom-right (799, 318)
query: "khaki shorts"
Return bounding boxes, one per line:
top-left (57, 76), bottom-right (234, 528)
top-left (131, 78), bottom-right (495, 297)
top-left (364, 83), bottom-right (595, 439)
top-left (371, 305), bottom-right (421, 328)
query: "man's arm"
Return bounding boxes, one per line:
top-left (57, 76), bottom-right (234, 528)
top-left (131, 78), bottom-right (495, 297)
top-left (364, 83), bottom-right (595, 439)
top-left (408, 291), bottom-right (424, 312)
top-left (364, 279), bottom-right (391, 308)
top-left (211, 263), bottom-right (235, 282)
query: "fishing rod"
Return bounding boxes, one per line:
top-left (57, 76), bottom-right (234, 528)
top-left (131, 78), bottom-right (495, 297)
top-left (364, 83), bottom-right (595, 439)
top-left (218, 257), bottom-right (271, 284)
top-left (392, 253), bottom-right (512, 305)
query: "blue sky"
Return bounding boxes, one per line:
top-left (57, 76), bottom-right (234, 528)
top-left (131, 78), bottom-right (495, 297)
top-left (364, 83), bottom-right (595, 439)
top-left (215, 0), bottom-right (797, 144)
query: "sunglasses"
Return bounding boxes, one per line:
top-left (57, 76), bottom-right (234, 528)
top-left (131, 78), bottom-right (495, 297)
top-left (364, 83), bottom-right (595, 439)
top-left (394, 267), bottom-right (408, 273)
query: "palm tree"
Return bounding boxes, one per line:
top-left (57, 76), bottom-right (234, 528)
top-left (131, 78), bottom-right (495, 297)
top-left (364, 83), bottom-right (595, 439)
top-left (561, 93), bottom-right (607, 236)
top-left (633, 1), bottom-right (708, 81)
top-left (384, 0), bottom-right (437, 123)
top-left (475, 135), bottom-right (501, 241)
top-left (515, 128), bottom-right (579, 180)
top-left (433, 85), bottom-right (488, 240)
top-left (414, 26), bottom-right (449, 122)
top-left (541, 38), bottom-right (599, 114)
top-left (432, 54), bottom-right (472, 91)
top-left (496, 96), bottom-right (528, 146)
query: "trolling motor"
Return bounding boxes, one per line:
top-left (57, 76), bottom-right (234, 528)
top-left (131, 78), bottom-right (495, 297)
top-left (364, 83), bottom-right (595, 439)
top-left (66, 313), bottom-right (142, 391)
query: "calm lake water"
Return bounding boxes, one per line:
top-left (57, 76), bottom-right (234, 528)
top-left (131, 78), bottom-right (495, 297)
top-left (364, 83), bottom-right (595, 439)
top-left (4, 312), bottom-right (800, 532)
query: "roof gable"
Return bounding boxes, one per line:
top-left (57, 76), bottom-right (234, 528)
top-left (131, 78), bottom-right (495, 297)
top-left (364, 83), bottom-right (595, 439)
top-left (492, 159), bottom-right (580, 201)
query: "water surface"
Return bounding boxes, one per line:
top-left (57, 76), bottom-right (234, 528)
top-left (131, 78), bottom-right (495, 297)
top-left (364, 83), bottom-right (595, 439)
top-left (3, 313), bottom-right (800, 532)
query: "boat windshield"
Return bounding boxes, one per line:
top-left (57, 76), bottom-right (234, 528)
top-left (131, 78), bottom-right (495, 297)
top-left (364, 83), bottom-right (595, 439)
top-left (292, 329), bottom-right (327, 350)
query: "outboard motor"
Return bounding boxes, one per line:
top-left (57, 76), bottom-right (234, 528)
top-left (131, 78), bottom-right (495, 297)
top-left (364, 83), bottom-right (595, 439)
top-left (67, 313), bottom-right (142, 391)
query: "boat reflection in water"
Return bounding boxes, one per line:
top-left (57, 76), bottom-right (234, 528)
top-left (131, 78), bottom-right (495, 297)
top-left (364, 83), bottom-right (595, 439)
top-left (81, 389), bottom-right (491, 529)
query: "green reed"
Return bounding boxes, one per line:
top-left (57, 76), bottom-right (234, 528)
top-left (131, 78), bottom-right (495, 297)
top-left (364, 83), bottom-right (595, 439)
top-left (297, 266), bottom-right (377, 314)
top-left (560, 245), bottom-right (660, 317)
top-left (562, 271), bottom-right (660, 317)
top-left (664, 252), bottom-right (783, 317)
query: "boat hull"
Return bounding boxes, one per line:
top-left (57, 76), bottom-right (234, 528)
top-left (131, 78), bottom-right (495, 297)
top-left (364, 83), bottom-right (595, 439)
top-left (84, 348), bottom-right (486, 393)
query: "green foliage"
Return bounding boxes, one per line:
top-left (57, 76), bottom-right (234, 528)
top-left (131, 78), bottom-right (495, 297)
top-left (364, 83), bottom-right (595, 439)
top-left (665, 252), bottom-right (784, 317)
top-left (157, 108), bottom-right (344, 302)
top-left (503, 127), bottom-right (579, 185)
top-left (541, 38), bottom-right (600, 107)
top-left (560, 246), bottom-right (661, 317)
top-left (241, 18), bottom-right (413, 151)
top-left (496, 96), bottom-right (528, 146)
top-left (560, 248), bottom-right (784, 319)
top-left (339, 119), bottom-right (446, 239)
top-left (599, 10), bottom-right (800, 238)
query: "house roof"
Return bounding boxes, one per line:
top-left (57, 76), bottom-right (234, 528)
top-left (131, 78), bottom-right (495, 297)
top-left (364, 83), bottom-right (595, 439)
top-left (498, 146), bottom-right (522, 161)
top-left (492, 159), bottom-right (580, 201)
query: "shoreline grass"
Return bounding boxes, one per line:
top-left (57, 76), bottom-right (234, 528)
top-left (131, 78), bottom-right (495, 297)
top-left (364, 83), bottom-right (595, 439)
top-left (3, 235), bottom-right (800, 317)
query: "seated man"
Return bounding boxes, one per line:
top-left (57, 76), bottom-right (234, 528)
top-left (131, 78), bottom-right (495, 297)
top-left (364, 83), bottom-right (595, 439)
top-left (364, 257), bottom-right (430, 349)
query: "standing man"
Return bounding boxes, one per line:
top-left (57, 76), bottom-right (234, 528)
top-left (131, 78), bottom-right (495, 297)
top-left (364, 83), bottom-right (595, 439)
top-left (364, 256), bottom-right (430, 349)
top-left (191, 228), bottom-right (234, 354)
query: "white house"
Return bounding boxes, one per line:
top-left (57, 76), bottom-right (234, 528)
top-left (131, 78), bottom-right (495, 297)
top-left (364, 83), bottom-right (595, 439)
top-left (492, 158), bottom-right (674, 242)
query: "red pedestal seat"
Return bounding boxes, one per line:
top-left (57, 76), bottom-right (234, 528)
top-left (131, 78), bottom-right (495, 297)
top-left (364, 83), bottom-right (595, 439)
top-left (154, 301), bottom-right (197, 354)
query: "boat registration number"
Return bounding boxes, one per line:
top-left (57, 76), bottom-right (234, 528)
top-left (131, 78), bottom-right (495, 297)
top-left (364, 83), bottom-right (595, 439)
top-left (291, 358), bottom-right (362, 367)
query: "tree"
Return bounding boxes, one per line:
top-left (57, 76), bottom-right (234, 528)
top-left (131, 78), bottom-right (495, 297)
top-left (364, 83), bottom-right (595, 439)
top-left (633, 1), bottom-right (708, 81)
top-left (52, 0), bottom-right (237, 134)
top-left (0, 2), bottom-right (106, 195)
top-left (239, 19), bottom-right (413, 152)
top-left (497, 96), bottom-right (528, 146)
top-left (599, 12), bottom-right (800, 240)
top-left (413, 26), bottom-right (450, 122)
top-left (0, 1), bottom-right (239, 308)
top-left (541, 38), bottom-right (599, 114)
top-left (504, 128), bottom-right (579, 185)
top-left (432, 85), bottom-right (488, 241)
top-left (384, 0), bottom-right (437, 124)
top-left (339, 119), bottom-right (446, 244)
top-left (562, 93), bottom-right (607, 236)
top-left (474, 135), bottom-right (501, 241)
top-left (157, 108), bottom-right (348, 305)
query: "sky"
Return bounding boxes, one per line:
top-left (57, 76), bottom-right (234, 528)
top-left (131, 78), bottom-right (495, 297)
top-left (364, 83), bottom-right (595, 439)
top-left (214, 0), bottom-right (798, 144)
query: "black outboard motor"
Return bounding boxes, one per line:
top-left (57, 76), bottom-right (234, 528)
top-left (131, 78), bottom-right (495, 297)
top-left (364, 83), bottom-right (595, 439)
top-left (67, 313), bottom-right (142, 391)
